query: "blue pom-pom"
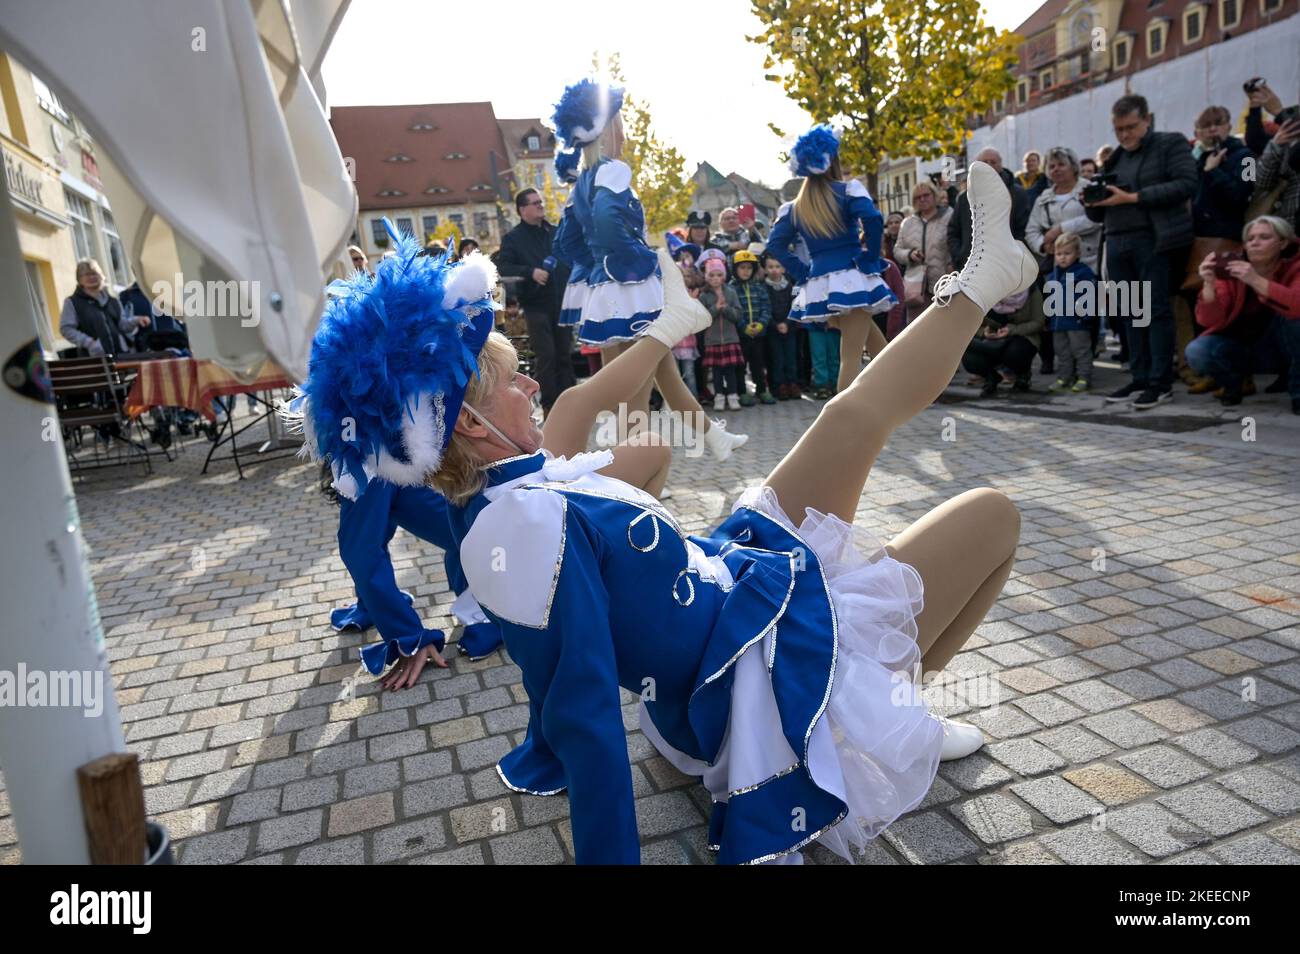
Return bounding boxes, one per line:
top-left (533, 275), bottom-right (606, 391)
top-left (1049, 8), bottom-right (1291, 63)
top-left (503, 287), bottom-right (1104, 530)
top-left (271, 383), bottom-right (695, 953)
top-left (789, 124), bottom-right (841, 177)
top-left (550, 78), bottom-right (624, 150)
top-left (554, 148), bottom-right (580, 183)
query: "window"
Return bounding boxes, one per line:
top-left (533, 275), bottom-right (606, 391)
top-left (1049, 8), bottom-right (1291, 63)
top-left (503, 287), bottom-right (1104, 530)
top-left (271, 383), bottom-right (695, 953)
top-left (1017, 79), bottom-right (1028, 106)
top-left (1147, 20), bottom-right (1168, 57)
top-left (1261, 0), bottom-right (1282, 13)
top-left (992, 96), bottom-right (1005, 115)
top-left (534, 168), bottom-right (545, 189)
top-left (473, 212), bottom-right (489, 237)
top-left (1220, 0), bottom-right (1242, 29)
top-left (1113, 36), bottom-right (1131, 68)
top-left (25, 260), bottom-right (53, 349)
top-left (409, 121), bottom-right (436, 131)
top-left (370, 219), bottom-right (388, 244)
top-left (395, 217), bottom-right (415, 238)
top-left (449, 213), bottom-right (465, 234)
top-left (1040, 69), bottom-right (1054, 90)
top-left (443, 152), bottom-right (468, 160)
top-left (422, 214), bottom-right (438, 237)
top-left (468, 183), bottom-right (493, 192)
top-left (424, 185), bottom-right (450, 194)
top-left (31, 73), bottom-right (70, 124)
top-left (527, 135), bottom-right (540, 151)
top-left (384, 153), bottom-right (414, 163)
top-left (64, 189), bottom-right (96, 261)
top-left (101, 209), bottom-right (129, 286)
top-left (1184, 5), bottom-right (1206, 42)
top-left (376, 188), bottom-right (405, 197)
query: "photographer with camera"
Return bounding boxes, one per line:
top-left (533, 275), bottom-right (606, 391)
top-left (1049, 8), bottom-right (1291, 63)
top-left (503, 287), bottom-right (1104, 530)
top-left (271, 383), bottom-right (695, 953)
top-left (1186, 216), bottom-right (1300, 412)
top-left (1085, 94), bottom-right (1198, 410)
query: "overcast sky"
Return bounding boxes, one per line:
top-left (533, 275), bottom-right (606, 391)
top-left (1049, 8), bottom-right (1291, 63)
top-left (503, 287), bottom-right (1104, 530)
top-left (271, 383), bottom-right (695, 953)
top-left (322, 0), bottom-right (1045, 187)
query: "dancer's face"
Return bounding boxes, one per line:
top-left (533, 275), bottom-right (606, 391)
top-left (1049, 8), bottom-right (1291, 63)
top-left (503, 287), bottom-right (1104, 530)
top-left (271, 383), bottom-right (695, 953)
top-left (457, 358), bottom-right (544, 461)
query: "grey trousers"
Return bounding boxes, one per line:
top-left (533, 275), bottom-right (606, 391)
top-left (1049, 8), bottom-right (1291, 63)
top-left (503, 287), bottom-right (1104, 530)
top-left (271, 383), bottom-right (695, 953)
top-left (1054, 328), bottom-right (1094, 384)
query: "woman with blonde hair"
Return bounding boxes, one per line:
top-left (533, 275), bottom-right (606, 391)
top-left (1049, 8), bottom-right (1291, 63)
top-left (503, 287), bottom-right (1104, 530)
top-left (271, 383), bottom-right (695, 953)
top-left (548, 79), bottom-right (747, 463)
top-left (293, 158), bottom-right (1038, 864)
top-left (767, 124), bottom-right (896, 394)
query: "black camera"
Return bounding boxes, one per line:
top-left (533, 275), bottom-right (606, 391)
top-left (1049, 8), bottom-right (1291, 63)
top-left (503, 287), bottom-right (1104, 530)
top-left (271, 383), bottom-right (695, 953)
top-left (1082, 171), bottom-right (1117, 204)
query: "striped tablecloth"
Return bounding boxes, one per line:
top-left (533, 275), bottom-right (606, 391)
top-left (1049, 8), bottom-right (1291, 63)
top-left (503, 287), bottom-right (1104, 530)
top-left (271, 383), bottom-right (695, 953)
top-left (123, 357), bottom-right (294, 421)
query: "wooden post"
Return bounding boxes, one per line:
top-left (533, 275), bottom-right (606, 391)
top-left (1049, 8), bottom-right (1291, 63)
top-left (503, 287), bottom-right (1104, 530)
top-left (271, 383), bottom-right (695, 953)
top-left (77, 753), bottom-right (146, 865)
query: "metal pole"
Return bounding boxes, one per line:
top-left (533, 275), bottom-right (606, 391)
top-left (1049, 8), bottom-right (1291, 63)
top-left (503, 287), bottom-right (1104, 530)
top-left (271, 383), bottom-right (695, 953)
top-left (0, 172), bottom-right (126, 863)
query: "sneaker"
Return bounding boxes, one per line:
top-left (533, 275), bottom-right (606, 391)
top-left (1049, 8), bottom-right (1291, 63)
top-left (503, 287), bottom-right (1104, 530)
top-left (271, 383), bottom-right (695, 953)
top-left (813, 386), bottom-right (832, 400)
top-left (1011, 375), bottom-right (1031, 392)
top-left (702, 418), bottom-right (749, 461)
top-left (1071, 379), bottom-right (1090, 393)
top-left (1104, 381), bottom-right (1144, 403)
top-left (935, 715), bottom-right (986, 761)
top-left (930, 160), bottom-right (1037, 313)
top-left (713, 393), bottom-right (726, 412)
top-left (979, 378), bottom-right (998, 398)
top-left (1048, 377), bottom-right (1070, 392)
top-left (727, 394), bottom-right (742, 411)
top-left (739, 392), bottom-right (756, 407)
top-left (1219, 389), bottom-right (1243, 407)
top-left (759, 390), bottom-right (776, 405)
top-left (1132, 387), bottom-right (1172, 410)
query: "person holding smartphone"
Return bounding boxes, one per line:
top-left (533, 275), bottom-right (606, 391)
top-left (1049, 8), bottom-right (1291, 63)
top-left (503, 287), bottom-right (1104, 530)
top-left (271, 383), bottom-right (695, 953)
top-left (1186, 216), bottom-right (1300, 410)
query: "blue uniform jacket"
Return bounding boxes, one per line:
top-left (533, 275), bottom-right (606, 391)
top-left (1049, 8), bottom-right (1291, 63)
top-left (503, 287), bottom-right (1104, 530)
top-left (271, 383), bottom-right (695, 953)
top-left (766, 179), bottom-right (886, 285)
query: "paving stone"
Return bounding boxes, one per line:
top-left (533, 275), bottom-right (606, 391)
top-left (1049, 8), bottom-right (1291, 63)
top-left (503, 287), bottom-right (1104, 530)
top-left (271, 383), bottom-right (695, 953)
top-left (1157, 785), bottom-right (1271, 837)
top-left (328, 793), bottom-right (395, 837)
top-left (373, 817), bottom-right (448, 864)
top-left (1172, 729), bottom-right (1260, 769)
top-left (178, 827), bottom-right (251, 865)
top-left (987, 738), bottom-right (1066, 776)
top-left (295, 836), bottom-right (366, 865)
top-left (489, 827), bottom-right (566, 865)
top-left (1061, 764), bottom-right (1156, 805)
top-left (402, 775), bottom-right (470, 817)
top-left (938, 753), bottom-right (1014, 792)
top-left (1221, 717), bottom-right (1300, 755)
top-left (256, 810), bottom-right (323, 852)
top-left (1116, 746), bottom-right (1213, 789)
top-left (948, 793), bottom-right (1035, 845)
top-left (282, 776), bottom-right (339, 812)
top-left (999, 784), bottom-right (1096, 840)
top-left (1078, 710), bottom-right (1169, 748)
top-left (1038, 825), bottom-right (1142, 864)
top-left (1104, 802), bottom-right (1211, 858)
top-left (1216, 766), bottom-right (1300, 815)
top-left (882, 812), bottom-right (980, 864)
top-left (1208, 833), bottom-right (1300, 864)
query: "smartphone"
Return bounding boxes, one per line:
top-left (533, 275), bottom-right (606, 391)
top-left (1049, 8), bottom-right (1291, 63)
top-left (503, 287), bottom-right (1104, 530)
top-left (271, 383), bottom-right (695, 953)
top-left (1212, 252), bottom-right (1240, 280)
top-left (1243, 77), bottom-right (1264, 95)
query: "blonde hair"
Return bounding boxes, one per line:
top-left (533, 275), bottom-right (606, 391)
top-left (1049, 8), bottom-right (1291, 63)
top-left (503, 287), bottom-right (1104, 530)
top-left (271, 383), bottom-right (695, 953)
top-left (791, 156), bottom-right (845, 240)
top-left (1054, 231), bottom-right (1081, 253)
top-left (426, 332), bottom-right (519, 505)
top-left (1242, 215), bottom-right (1297, 247)
top-left (75, 259), bottom-right (105, 281)
top-left (580, 112), bottom-right (624, 172)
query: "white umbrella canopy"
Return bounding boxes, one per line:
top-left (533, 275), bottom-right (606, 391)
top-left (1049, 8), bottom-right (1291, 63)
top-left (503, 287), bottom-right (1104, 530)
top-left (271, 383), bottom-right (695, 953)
top-left (0, 0), bottom-right (356, 381)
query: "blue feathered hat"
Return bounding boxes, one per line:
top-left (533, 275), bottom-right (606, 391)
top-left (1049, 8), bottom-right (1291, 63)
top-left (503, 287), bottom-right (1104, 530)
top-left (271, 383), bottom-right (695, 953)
top-left (281, 219), bottom-right (499, 501)
top-left (664, 231), bottom-right (701, 262)
top-left (549, 78), bottom-right (625, 185)
top-left (788, 123), bottom-right (842, 177)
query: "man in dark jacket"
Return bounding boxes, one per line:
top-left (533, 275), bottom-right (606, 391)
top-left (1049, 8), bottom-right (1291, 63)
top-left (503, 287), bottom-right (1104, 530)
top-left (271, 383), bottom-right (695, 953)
top-left (494, 189), bottom-right (575, 411)
top-left (1086, 94), bottom-right (1198, 409)
top-left (948, 148), bottom-right (1029, 270)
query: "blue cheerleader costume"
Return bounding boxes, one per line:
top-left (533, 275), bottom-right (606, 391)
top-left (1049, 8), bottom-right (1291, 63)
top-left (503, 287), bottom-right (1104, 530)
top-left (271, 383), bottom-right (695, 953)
top-left (767, 180), bottom-right (897, 323)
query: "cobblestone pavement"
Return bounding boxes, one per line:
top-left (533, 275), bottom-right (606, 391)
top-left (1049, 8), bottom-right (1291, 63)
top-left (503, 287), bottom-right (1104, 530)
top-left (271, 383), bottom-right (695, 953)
top-left (2, 360), bottom-right (1298, 865)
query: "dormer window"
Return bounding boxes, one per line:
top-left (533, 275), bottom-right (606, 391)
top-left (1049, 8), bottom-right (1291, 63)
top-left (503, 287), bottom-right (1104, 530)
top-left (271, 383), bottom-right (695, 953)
top-left (1184, 3), bottom-right (1207, 42)
top-left (1147, 19), bottom-right (1169, 57)
top-left (527, 135), bottom-right (540, 151)
top-left (409, 121), bottom-right (436, 131)
top-left (1219, 0), bottom-right (1242, 30)
top-left (385, 153), bottom-right (414, 163)
top-left (444, 151), bottom-right (468, 160)
top-left (424, 185), bottom-right (451, 194)
top-left (1113, 34), bottom-right (1132, 68)
top-left (468, 183), bottom-right (493, 192)
top-left (376, 188), bottom-right (405, 198)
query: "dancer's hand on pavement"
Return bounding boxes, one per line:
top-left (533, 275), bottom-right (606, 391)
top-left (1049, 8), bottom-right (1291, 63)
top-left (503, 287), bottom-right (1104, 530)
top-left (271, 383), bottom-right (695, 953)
top-left (381, 645), bottom-right (448, 691)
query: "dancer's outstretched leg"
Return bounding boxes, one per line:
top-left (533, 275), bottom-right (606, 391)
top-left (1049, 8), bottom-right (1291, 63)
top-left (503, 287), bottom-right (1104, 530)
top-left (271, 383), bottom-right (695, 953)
top-left (764, 160), bottom-right (1038, 524)
top-left (543, 258), bottom-right (713, 461)
top-left (652, 352), bottom-right (749, 460)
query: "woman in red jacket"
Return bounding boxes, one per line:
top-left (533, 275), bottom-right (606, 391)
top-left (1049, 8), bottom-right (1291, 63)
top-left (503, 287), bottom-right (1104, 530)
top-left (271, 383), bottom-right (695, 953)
top-left (1188, 215), bottom-right (1300, 410)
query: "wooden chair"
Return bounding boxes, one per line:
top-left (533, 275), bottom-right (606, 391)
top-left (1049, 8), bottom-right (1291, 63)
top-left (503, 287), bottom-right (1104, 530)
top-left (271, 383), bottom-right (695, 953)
top-left (48, 355), bottom-right (153, 475)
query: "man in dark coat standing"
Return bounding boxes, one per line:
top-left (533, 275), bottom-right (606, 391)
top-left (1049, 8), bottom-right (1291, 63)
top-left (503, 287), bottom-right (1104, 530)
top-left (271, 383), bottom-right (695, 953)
top-left (1085, 93), bottom-right (1198, 410)
top-left (495, 188), bottom-right (575, 411)
top-left (948, 148), bottom-right (1029, 270)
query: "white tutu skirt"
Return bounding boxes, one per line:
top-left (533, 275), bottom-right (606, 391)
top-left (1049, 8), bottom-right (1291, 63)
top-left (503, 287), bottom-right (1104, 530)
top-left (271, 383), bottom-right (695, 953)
top-left (792, 267), bottom-right (896, 323)
top-left (577, 274), bottom-right (663, 345)
top-left (735, 485), bottom-right (944, 860)
top-left (558, 280), bottom-right (589, 327)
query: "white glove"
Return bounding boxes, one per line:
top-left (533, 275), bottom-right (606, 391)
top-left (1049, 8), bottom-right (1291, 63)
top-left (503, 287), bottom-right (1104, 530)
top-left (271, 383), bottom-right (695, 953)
top-left (642, 247), bottom-right (712, 348)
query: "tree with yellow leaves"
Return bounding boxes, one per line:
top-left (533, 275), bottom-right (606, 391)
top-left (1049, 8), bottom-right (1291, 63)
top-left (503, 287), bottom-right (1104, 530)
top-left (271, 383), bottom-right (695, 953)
top-left (593, 53), bottom-right (694, 239)
top-left (750, 0), bottom-right (1019, 191)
